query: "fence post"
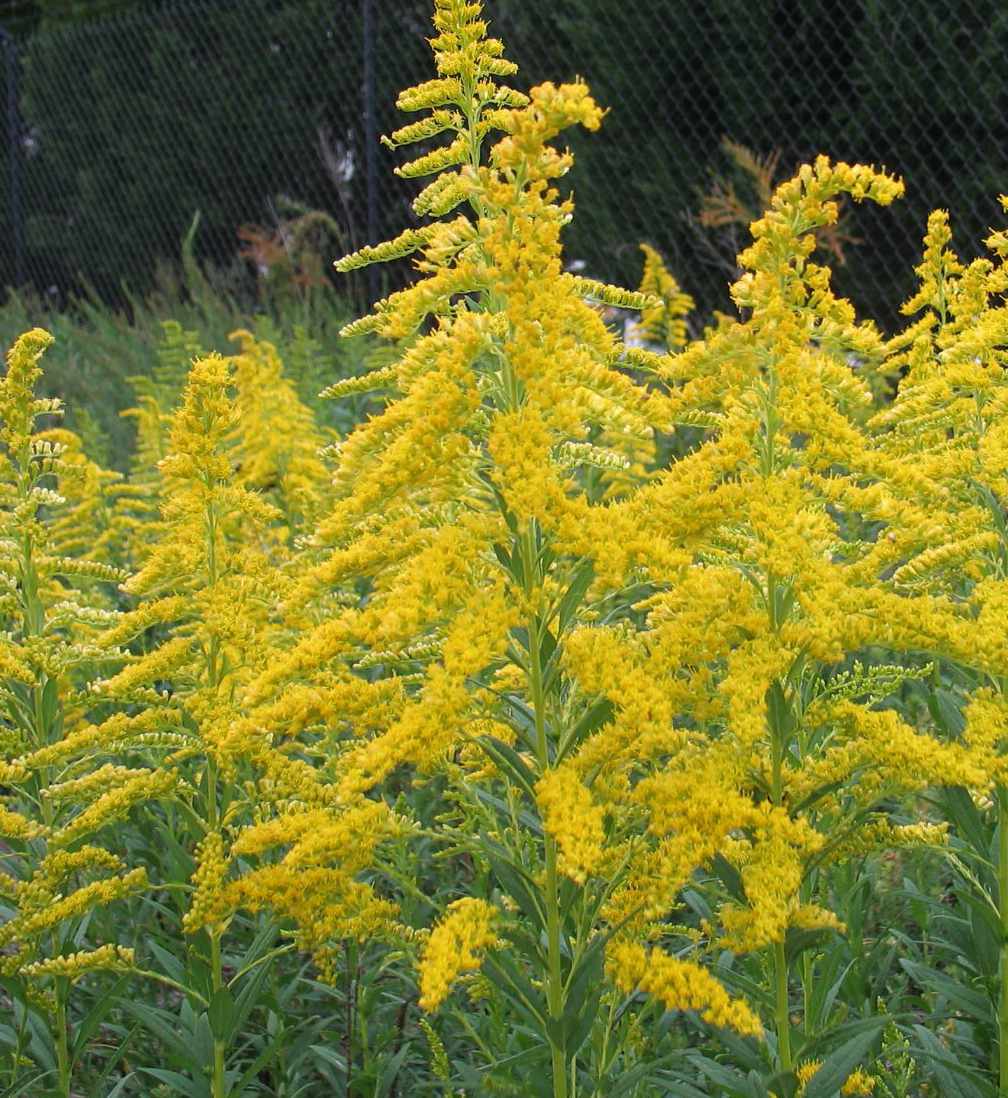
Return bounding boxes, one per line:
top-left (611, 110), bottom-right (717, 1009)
top-left (0, 27), bottom-right (22, 288)
top-left (362, 0), bottom-right (378, 303)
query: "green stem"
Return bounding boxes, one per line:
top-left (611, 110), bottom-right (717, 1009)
top-left (999, 786), bottom-right (1008, 1097)
top-left (54, 979), bottom-right (71, 1098)
top-left (773, 938), bottom-right (792, 1072)
top-left (345, 938), bottom-right (356, 1098)
top-left (523, 528), bottom-right (568, 1098)
top-left (211, 930), bottom-right (226, 1098)
top-left (204, 498), bottom-right (226, 1098)
top-left (203, 754), bottom-right (227, 1098)
top-left (767, 662), bottom-right (793, 1073)
top-left (26, 522), bottom-right (72, 1096)
top-left (545, 839), bottom-right (567, 1098)
top-left (802, 950), bottom-right (813, 1039)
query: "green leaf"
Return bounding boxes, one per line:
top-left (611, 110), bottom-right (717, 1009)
top-left (538, 625), bottom-right (558, 672)
top-left (792, 778), bottom-right (846, 815)
top-left (554, 560), bottom-right (594, 633)
top-left (471, 786), bottom-right (542, 832)
top-left (375, 1043), bottom-right (411, 1097)
top-left (106, 1076), bottom-right (136, 1098)
top-left (912, 1025), bottom-right (996, 1098)
top-left (957, 888), bottom-right (1003, 983)
top-left (767, 680), bottom-right (794, 738)
top-left (40, 676), bottom-right (60, 734)
top-left (559, 697), bottom-right (615, 765)
top-left (492, 542), bottom-right (515, 576)
top-left (230, 948), bottom-right (276, 1045)
top-left (122, 1000), bottom-right (196, 1063)
top-left (0, 1072), bottom-right (50, 1098)
top-left (478, 735), bottom-right (539, 801)
top-left (803, 1019), bottom-right (884, 1098)
top-left (765, 1070), bottom-right (798, 1098)
top-left (804, 957), bottom-right (853, 1034)
top-left (232, 1029), bottom-right (287, 1093)
top-left (192, 1011), bottom-right (215, 1082)
top-left (309, 1043), bottom-right (347, 1073)
top-left (565, 983), bottom-right (602, 1056)
top-left (207, 986), bottom-right (235, 1042)
top-left (940, 785), bottom-right (992, 863)
top-left (482, 953), bottom-right (547, 1029)
top-left (784, 925), bottom-right (838, 963)
top-left (686, 1051), bottom-right (750, 1094)
top-left (136, 1068), bottom-right (205, 1097)
top-left (145, 938), bottom-right (189, 986)
top-left (710, 854), bottom-right (745, 902)
top-left (927, 688), bottom-right (966, 738)
top-left (70, 975), bottom-right (129, 1062)
top-left (565, 934), bottom-right (605, 1009)
top-left (86, 1022), bottom-right (139, 1095)
top-left (484, 841), bottom-right (547, 930)
top-left (899, 959), bottom-right (989, 1019)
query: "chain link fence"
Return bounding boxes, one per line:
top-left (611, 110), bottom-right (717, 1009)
top-left (0, 0), bottom-right (1004, 326)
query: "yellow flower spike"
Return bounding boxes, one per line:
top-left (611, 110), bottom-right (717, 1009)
top-left (20, 945), bottom-right (136, 983)
top-left (535, 765), bottom-right (607, 884)
top-left (0, 329), bottom-right (173, 1031)
top-left (636, 243), bottom-right (695, 352)
top-left (841, 1068), bottom-right (877, 1095)
top-left (418, 897), bottom-right (499, 1012)
top-left (796, 1060), bottom-right (823, 1092)
top-left (607, 940), bottom-right (763, 1038)
top-left (227, 329), bottom-right (330, 539)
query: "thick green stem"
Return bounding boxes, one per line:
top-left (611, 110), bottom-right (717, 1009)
top-left (999, 786), bottom-right (1008, 1096)
top-left (54, 980), bottom-right (71, 1098)
top-left (203, 501), bottom-right (228, 1098)
top-left (210, 930), bottom-right (226, 1098)
top-left (802, 950), bottom-right (813, 1039)
top-left (523, 529), bottom-right (568, 1098)
top-left (344, 938), bottom-right (357, 1098)
top-left (773, 938), bottom-right (793, 1072)
top-left (545, 838), bottom-right (567, 1098)
top-left (767, 647), bottom-right (793, 1073)
top-left (25, 527), bottom-right (73, 1096)
top-left (204, 757), bottom-right (227, 1098)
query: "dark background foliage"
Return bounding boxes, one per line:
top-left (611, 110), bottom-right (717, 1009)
top-left (0, 0), bottom-right (1003, 324)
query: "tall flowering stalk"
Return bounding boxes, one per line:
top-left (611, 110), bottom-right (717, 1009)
top-left (92, 353), bottom-right (285, 1097)
top-left (869, 202), bottom-right (1008, 1096)
top-left (244, 2), bottom-right (766, 1092)
top-left (0, 330), bottom-right (170, 1097)
top-left (98, 351), bottom-right (405, 1094)
top-left (228, 328), bottom-right (331, 542)
top-left (573, 161), bottom-right (983, 1090)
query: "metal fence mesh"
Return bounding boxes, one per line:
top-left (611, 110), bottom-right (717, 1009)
top-left (0, 0), bottom-right (1004, 326)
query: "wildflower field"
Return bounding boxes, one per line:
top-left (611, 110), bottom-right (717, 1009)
top-left (5, 2), bottom-right (1008, 1095)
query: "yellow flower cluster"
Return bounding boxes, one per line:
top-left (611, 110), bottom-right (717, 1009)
top-left (0, 330), bottom-right (164, 1002)
top-left (12, 0), bottom-right (1008, 1091)
top-left (607, 940), bottom-right (763, 1037)
top-left (636, 243), bottom-right (695, 352)
top-left (842, 1069), bottom-right (877, 1095)
top-left (418, 897), bottom-right (499, 1011)
top-left (535, 765), bottom-right (607, 884)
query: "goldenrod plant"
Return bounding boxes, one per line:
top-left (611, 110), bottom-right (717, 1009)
top-left (228, 328), bottom-right (331, 542)
top-left (635, 243), bottom-right (695, 352)
top-left (0, 330), bottom-right (168, 1097)
top-left (869, 202), bottom-right (1008, 1097)
top-left (552, 159), bottom-right (989, 1096)
top-left (92, 353), bottom-right (292, 1098)
top-left (95, 351), bottom-right (402, 1096)
top-left (10, 4), bottom-right (1008, 1096)
top-left (250, 3), bottom-right (767, 1094)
